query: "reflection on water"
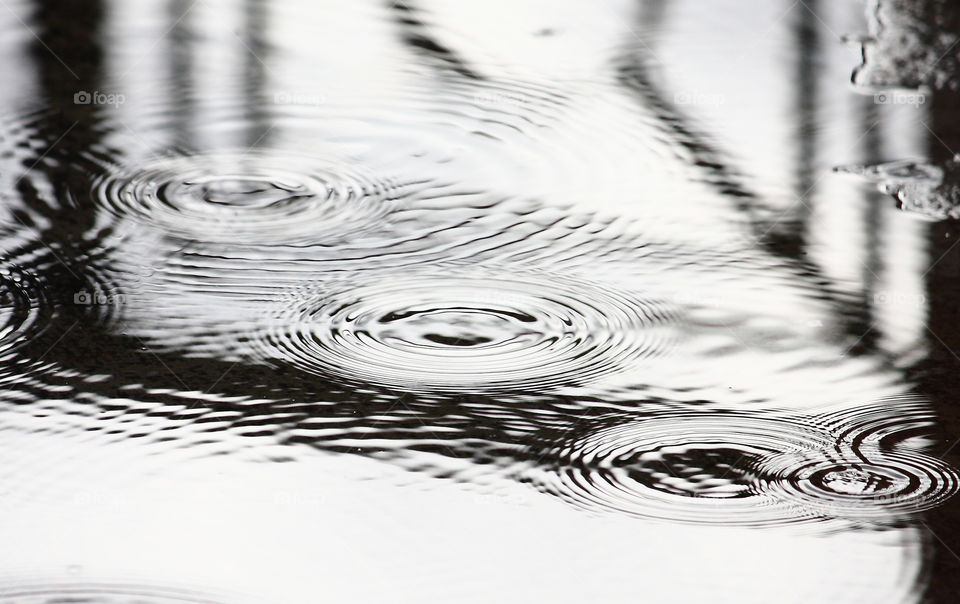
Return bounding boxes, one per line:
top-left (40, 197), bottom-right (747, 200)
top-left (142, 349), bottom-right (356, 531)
top-left (91, 150), bottom-right (404, 245)
top-left (0, 269), bottom-right (49, 355)
top-left (529, 406), bottom-right (959, 527)
top-left (255, 266), bottom-right (680, 392)
top-left (2, 0), bottom-right (960, 602)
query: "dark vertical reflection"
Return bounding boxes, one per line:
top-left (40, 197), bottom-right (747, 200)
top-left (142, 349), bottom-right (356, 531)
top-left (918, 85), bottom-right (960, 603)
top-left (27, 0), bottom-right (104, 263)
top-left (242, 0), bottom-right (270, 147)
top-left (20, 0), bottom-right (129, 380)
top-left (860, 99), bottom-right (883, 349)
top-left (861, 2), bottom-right (960, 601)
top-left (850, 2), bottom-right (960, 600)
top-left (28, 0), bottom-right (104, 223)
top-left (169, 0), bottom-right (195, 149)
top-left (780, 0), bottom-right (818, 262)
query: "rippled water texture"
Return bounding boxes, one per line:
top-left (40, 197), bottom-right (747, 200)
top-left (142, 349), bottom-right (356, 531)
top-left (3, 0), bottom-right (960, 602)
top-left (91, 151), bottom-right (403, 245)
top-left (0, 269), bottom-right (48, 355)
top-left (529, 407), bottom-right (960, 527)
top-left (256, 267), bottom-right (680, 391)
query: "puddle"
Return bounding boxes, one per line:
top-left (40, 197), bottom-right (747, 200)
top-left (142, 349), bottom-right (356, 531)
top-left (1, 0), bottom-right (960, 602)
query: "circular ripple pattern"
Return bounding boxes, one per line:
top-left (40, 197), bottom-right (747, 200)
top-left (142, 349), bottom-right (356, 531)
top-left (532, 412), bottom-right (960, 527)
top-left (0, 268), bottom-right (48, 355)
top-left (257, 268), bottom-right (680, 392)
top-left (763, 455), bottom-right (959, 520)
top-left (90, 150), bottom-right (401, 245)
top-left (758, 402), bottom-right (960, 520)
top-left (532, 415), bottom-right (832, 526)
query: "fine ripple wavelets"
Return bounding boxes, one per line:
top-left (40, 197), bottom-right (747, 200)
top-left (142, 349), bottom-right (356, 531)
top-left (528, 406), bottom-right (960, 528)
top-left (0, 266), bottom-right (51, 358)
top-left (89, 150), bottom-right (406, 245)
top-left (254, 265), bottom-right (682, 393)
top-left (759, 400), bottom-right (960, 521)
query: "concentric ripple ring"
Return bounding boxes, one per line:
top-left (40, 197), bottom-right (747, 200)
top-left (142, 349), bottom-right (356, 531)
top-left (530, 414), bottom-right (831, 526)
top-left (760, 404), bottom-right (960, 520)
top-left (90, 150), bottom-right (401, 245)
top-left (762, 454), bottom-right (959, 520)
top-left (256, 267), bottom-right (681, 392)
top-left (0, 268), bottom-right (48, 356)
top-left (530, 412), bottom-right (960, 527)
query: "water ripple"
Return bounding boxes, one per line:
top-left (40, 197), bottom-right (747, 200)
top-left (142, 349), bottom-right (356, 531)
top-left (762, 452), bottom-right (959, 522)
top-left (255, 266), bottom-right (682, 393)
top-left (90, 150), bottom-right (406, 245)
top-left (0, 267), bottom-right (49, 357)
top-left (764, 401), bottom-right (960, 520)
top-left (528, 407), bottom-right (959, 527)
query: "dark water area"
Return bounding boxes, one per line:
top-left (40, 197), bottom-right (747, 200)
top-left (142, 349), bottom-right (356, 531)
top-left (3, 0), bottom-right (960, 602)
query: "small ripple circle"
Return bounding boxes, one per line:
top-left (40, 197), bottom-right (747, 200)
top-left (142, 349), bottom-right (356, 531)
top-left (0, 268), bottom-right (48, 355)
top-left (90, 150), bottom-right (400, 244)
top-left (256, 267), bottom-right (681, 392)
top-left (761, 447), bottom-right (960, 520)
top-left (530, 412), bottom-right (960, 527)
top-left (531, 415), bottom-right (830, 526)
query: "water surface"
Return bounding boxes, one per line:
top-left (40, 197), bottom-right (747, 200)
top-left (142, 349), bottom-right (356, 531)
top-left (2, 1), bottom-right (960, 602)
